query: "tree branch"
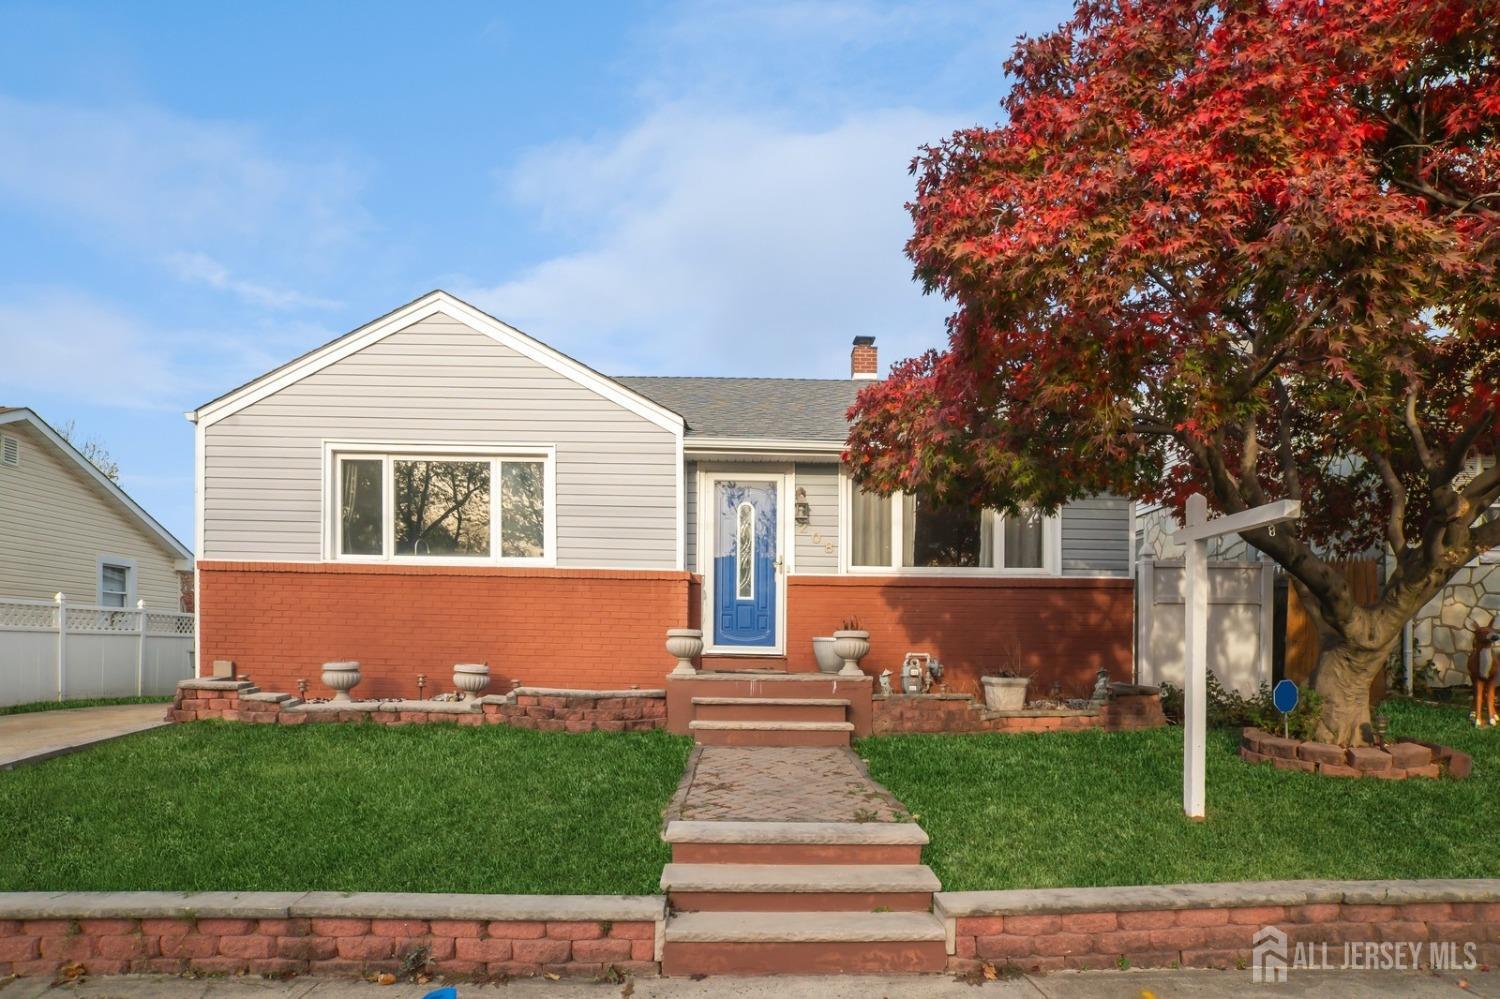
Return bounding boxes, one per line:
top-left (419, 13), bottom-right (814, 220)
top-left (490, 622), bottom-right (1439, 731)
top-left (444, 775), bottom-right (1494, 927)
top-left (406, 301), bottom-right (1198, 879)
top-left (1366, 448), bottom-right (1409, 552)
top-left (1403, 389), bottom-right (1437, 473)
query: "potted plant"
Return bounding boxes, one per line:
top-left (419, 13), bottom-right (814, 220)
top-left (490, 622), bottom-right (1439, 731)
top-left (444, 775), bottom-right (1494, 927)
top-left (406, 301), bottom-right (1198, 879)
top-left (832, 617), bottom-right (871, 677)
top-left (982, 670), bottom-right (1030, 711)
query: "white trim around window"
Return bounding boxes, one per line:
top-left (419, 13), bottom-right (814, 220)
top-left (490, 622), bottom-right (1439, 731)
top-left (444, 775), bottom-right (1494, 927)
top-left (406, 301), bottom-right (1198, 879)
top-left (836, 469), bottom-right (1062, 576)
top-left (320, 441), bottom-right (557, 566)
top-left (97, 554), bottom-right (137, 607)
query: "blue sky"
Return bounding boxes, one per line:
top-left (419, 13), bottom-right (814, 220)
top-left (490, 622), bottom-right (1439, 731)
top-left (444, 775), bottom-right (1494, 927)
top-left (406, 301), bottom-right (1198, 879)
top-left (0, 1), bottom-right (1072, 548)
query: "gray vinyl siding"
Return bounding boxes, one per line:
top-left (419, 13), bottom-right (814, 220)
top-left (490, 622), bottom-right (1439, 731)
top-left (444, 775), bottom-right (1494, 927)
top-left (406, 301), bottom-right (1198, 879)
top-left (793, 463), bottom-right (839, 573)
top-left (0, 424), bottom-right (183, 607)
top-left (1061, 495), bottom-right (1131, 576)
top-left (202, 314), bottom-right (679, 569)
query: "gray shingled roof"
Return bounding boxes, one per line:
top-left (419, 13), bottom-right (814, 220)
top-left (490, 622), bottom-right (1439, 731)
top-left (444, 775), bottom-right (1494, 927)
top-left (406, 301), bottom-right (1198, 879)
top-left (615, 377), bottom-right (862, 441)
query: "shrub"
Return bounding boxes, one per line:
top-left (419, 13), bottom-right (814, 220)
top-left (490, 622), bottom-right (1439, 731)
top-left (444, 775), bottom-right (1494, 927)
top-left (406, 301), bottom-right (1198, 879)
top-left (1159, 675), bottom-right (1323, 740)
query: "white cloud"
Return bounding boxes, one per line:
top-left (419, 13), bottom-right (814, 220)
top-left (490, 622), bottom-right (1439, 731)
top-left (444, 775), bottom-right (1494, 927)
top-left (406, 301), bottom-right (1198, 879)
top-left (0, 291), bottom-right (337, 412)
top-left (164, 252), bottom-right (342, 311)
top-left (0, 294), bottom-right (188, 410)
top-left (0, 94), bottom-right (363, 298)
top-left (465, 105), bottom-right (959, 378)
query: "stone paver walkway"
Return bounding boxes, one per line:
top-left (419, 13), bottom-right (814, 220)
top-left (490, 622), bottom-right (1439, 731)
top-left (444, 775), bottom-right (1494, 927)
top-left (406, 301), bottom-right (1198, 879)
top-left (0, 703), bottom-right (168, 769)
top-left (672, 746), bottom-right (909, 823)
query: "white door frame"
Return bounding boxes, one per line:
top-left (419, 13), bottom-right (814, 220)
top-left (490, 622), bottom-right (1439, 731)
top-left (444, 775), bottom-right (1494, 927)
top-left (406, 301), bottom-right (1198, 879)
top-left (697, 466), bottom-right (794, 656)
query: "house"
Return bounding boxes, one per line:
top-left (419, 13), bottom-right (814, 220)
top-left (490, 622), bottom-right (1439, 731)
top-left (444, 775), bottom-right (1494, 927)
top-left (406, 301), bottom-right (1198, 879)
top-left (0, 407), bottom-right (192, 610)
top-left (187, 291), bottom-right (1135, 705)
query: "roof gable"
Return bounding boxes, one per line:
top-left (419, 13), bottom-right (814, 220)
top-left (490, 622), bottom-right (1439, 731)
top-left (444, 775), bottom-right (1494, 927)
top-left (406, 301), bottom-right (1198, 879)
top-left (189, 291), bottom-right (685, 434)
top-left (0, 408), bottom-right (192, 561)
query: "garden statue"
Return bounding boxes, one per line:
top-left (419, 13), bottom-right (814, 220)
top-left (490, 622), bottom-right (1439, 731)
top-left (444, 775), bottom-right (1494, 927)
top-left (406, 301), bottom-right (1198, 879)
top-left (878, 669), bottom-right (892, 696)
top-left (1469, 617), bottom-right (1498, 728)
top-left (1090, 668), bottom-right (1111, 704)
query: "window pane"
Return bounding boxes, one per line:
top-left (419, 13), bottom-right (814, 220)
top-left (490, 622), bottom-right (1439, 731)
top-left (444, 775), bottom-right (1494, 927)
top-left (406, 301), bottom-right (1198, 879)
top-left (1004, 509), bottom-right (1046, 568)
top-left (851, 489), bottom-right (892, 567)
top-left (340, 459), bottom-right (384, 555)
top-left (101, 565), bottom-right (128, 607)
top-left (736, 502), bottom-right (754, 598)
top-left (500, 461), bottom-right (545, 558)
top-left (394, 460), bottom-right (491, 557)
top-left (902, 495), bottom-right (993, 568)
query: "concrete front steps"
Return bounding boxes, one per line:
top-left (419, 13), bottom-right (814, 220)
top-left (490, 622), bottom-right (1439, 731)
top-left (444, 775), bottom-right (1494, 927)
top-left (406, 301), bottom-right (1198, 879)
top-left (687, 695), bottom-right (855, 747)
top-left (660, 819), bottom-right (945, 975)
top-left (662, 863), bottom-right (940, 911)
top-left (688, 719), bottom-right (854, 747)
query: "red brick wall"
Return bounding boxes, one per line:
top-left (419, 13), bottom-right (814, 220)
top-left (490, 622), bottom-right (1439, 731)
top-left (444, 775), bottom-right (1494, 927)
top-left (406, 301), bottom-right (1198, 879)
top-left (786, 576), bottom-right (1134, 697)
top-left (198, 562), bottom-right (692, 699)
top-left (950, 901), bottom-right (1500, 974)
top-left (0, 915), bottom-right (657, 980)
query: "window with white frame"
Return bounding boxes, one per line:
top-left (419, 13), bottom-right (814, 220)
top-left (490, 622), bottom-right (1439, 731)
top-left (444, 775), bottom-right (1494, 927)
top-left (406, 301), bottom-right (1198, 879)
top-left (334, 452), bottom-right (550, 562)
top-left (100, 562), bottom-right (132, 607)
top-left (849, 488), bottom-right (1057, 572)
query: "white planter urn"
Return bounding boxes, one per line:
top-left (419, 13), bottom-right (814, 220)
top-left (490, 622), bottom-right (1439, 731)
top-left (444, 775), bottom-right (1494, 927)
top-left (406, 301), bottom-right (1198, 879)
top-left (453, 663), bottom-right (491, 700)
top-left (665, 628), bottom-right (704, 676)
top-left (831, 629), bottom-right (871, 677)
top-left (982, 675), bottom-right (1030, 712)
top-left (812, 637), bottom-right (841, 674)
top-left (321, 660), bottom-right (362, 702)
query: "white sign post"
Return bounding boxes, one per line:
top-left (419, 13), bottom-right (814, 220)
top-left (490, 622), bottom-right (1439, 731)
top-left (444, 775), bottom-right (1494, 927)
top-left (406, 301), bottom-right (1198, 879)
top-left (1176, 493), bottom-right (1301, 819)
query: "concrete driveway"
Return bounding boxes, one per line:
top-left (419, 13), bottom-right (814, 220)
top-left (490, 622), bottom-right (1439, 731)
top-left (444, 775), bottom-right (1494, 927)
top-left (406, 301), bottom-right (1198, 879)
top-left (0, 702), bottom-right (168, 769)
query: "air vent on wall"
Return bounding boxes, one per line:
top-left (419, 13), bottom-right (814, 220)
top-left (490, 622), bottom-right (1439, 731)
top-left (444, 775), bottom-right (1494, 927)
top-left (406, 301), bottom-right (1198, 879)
top-left (0, 435), bottom-right (17, 468)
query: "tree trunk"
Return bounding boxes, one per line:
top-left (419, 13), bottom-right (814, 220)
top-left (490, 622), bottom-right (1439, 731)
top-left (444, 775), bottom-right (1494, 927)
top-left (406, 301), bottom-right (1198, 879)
top-left (1309, 640), bottom-right (1396, 746)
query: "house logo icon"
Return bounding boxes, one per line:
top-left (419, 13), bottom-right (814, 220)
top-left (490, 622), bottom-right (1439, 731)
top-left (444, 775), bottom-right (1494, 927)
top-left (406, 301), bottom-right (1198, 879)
top-left (1251, 925), bottom-right (1288, 983)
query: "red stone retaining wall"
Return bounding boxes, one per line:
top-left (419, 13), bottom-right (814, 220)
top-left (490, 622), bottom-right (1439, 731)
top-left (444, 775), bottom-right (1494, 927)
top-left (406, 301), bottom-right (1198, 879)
top-left (168, 681), bottom-right (666, 733)
top-left (1239, 728), bottom-right (1471, 780)
top-left (197, 561), bottom-right (692, 698)
top-left (941, 883), bottom-right (1500, 975)
top-left (785, 575), bottom-right (1134, 697)
top-left (873, 690), bottom-right (1166, 735)
top-left (0, 913), bottom-right (657, 981)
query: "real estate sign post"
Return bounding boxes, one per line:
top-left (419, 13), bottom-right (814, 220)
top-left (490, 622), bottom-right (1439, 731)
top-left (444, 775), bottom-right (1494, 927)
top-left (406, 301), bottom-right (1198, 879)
top-left (1177, 493), bottom-right (1301, 819)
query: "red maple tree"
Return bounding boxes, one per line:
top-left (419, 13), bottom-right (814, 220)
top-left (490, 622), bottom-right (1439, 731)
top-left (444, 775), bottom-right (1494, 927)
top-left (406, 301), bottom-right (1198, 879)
top-left (847, 0), bottom-right (1500, 744)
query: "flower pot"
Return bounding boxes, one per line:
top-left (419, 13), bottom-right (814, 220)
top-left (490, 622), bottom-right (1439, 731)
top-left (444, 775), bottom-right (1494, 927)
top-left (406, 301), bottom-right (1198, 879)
top-left (453, 663), bottom-right (491, 700)
top-left (665, 628), bottom-right (704, 676)
top-left (982, 675), bottom-right (1029, 711)
top-left (831, 629), bottom-right (870, 677)
top-left (812, 637), bottom-right (841, 674)
top-left (321, 660), bottom-right (362, 702)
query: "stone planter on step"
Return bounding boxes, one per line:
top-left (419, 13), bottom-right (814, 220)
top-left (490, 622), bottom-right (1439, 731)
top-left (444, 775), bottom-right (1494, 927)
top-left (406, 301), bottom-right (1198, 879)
top-left (321, 661), bottom-right (362, 702)
top-left (666, 628), bottom-right (704, 676)
top-left (832, 629), bottom-right (871, 677)
top-left (453, 663), bottom-right (491, 700)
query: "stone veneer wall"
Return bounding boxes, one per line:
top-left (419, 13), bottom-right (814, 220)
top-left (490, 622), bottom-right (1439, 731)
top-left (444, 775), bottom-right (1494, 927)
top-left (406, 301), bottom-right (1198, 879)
top-left (941, 880), bottom-right (1500, 975)
top-left (168, 680), bottom-right (666, 732)
top-left (872, 690), bottom-right (1166, 735)
top-left (0, 892), bottom-right (662, 981)
top-left (1138, 503), bottom-right (1500, 687)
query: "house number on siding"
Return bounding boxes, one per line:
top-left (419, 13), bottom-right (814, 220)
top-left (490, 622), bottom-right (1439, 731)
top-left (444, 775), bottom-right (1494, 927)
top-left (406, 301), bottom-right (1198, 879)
top-left (795, 522), bottom-right (835, 555)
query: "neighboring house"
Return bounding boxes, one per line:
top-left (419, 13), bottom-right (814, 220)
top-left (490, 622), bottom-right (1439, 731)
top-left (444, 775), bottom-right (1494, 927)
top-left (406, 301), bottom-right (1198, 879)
top-left (1136, 454), bottom-right (1500, 688)
top-left (188, 291), bottom-right (1135, 699)
top-left (0, 407), bottom-right (192, 610)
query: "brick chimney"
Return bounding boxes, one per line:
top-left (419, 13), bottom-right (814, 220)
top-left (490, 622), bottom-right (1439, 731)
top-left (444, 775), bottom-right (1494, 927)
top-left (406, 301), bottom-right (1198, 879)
top-left (850, 336), bottom-right (878, 380)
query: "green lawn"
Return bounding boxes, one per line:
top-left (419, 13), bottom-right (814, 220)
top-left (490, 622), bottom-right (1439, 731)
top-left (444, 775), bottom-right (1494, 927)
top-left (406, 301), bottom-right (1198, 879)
top-left (0, 721), bottom-right (692, 895)
top-left (0, 695), bottom-right (172, 716)
top-left (859, 699), bottom-right (1494, 891)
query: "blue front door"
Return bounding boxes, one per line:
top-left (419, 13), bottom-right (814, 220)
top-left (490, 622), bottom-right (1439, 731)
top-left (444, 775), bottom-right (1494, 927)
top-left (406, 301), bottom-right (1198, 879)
top-left (713, 480), bottom-right (778, 647)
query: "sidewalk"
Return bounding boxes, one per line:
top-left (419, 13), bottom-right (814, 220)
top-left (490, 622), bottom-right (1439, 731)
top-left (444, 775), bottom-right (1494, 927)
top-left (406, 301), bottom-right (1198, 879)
top-left (0, 703), bottom-right (167, 769)
top-left (0, 968), bottom-right (1489, 997)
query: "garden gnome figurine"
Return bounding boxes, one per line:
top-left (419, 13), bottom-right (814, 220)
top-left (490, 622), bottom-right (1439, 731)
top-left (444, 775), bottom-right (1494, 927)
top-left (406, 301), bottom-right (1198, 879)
top-left (878, 669), bottom-right (892, 696)
top-left (1091, 668), bottom-right (1111, 704)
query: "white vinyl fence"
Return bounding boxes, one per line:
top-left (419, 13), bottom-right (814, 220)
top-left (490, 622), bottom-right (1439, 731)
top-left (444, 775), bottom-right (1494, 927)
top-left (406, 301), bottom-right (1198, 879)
top-left (1136, 559), bottom-right (1274, 696)
top-left (0, 594), bottom-right (194, 707)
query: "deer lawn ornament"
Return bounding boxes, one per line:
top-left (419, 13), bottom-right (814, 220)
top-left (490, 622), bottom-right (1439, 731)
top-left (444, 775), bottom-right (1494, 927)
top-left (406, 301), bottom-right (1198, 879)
top-left (1471, 617), bottom-right (1499, 728)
